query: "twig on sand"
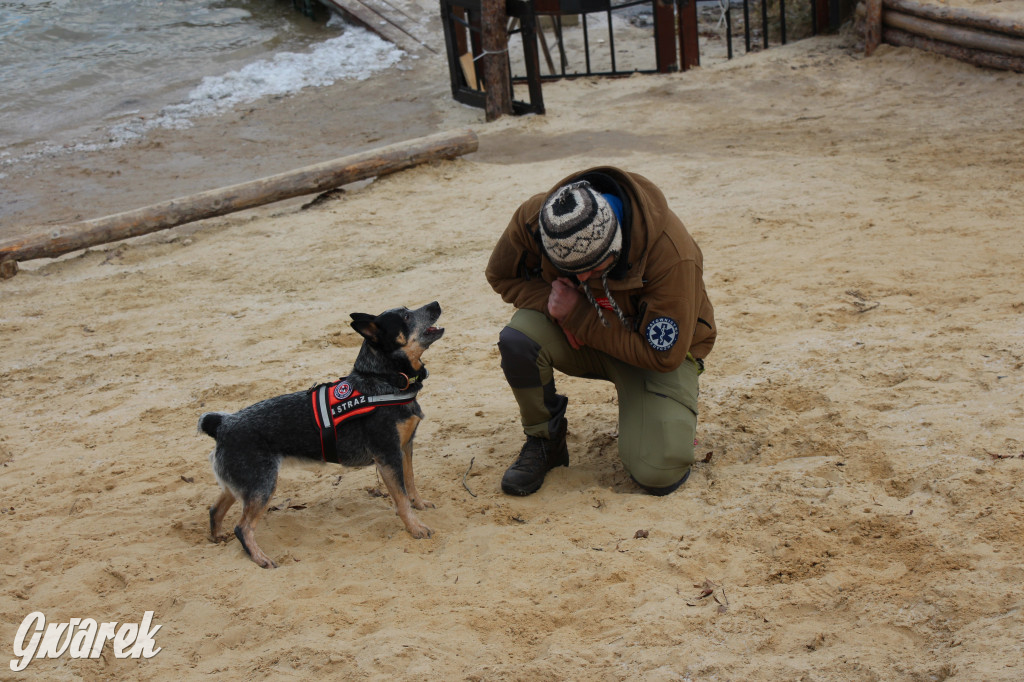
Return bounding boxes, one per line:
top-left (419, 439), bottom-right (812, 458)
top-left (463, 457), bottom-right (477, 497)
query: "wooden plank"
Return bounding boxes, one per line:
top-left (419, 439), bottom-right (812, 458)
top-left (321, 0), bottom-right (436, 54)
top-left (460, 52), bottom-right (481, 90)
top-left (0, 129), bottom-right (478, 272)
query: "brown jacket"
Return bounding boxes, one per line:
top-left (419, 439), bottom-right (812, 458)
top-left (485, 167), bottom-right (716, 373)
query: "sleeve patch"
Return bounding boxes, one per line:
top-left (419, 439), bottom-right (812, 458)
top-left (645, 316), bottom-right (679, 351)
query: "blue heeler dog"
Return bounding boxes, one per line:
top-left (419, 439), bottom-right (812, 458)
top-left (199, 302), bottom-right (444, 568)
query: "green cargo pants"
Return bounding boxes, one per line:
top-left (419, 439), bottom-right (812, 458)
top-left (498, 308), bottom-right (701, 489)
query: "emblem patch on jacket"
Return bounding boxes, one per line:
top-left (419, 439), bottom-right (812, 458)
top-left (645, 316), bottom-right (679, 351)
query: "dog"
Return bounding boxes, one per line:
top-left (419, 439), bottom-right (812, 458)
top-left (199, 301), bottom-right (444, 568)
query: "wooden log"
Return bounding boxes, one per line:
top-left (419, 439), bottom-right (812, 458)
top-left (866, 0), bottom-right (883, 55)
top-left (481, 0), bottom-right (513, 121)
top-left (885, 10), bottom-right (1024, 57)
top-left (883, 26), bottom-right (1024, 72)
top-left (883, 0), bottom-right (1024, 39)
top-left (0, 258), bottom-right (17, 279)
top-left (0, 129), bottom-right (478, 270)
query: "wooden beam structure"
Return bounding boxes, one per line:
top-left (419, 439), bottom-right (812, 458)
top-left (884, 0), bottom-right (1024, 38)
top-left (319, 0), bottom-right (438, 55)
top-left (872, 0), bottom-right (1024, 73)
top-left (885, 9), bottom-right (1024, 57)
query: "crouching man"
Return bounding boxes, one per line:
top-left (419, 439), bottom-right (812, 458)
top-left (485, 167), bottom-right (716, 496)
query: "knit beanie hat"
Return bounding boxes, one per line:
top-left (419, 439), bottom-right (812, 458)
top-left (539, 180), bottom-right (630, 329)
top-left (539, 181), bottom-right (622, 275)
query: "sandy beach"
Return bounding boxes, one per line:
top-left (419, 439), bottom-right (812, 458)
top-left (2, 25), bottom-right (1023, 681)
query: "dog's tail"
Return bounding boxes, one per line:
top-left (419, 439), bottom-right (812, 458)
top-left (198, 412), bottom-right (226, 438)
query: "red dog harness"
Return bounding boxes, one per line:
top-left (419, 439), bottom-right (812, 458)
top-left (310, 377), bottom-right (419, 463)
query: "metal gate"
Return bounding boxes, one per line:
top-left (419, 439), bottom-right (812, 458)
top-left (516, 0), bottom-right (835, 76)
top-left (440, 0), bottom-right (839, 115)
top-left (528, 0), bottom-right (681, 77)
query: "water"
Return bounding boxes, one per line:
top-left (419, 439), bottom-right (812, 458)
top-left (0, 0), bottom-right (406, 168)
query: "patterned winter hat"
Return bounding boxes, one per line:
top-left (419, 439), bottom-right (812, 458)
top-left (539, 180), bottom-right (621, 275)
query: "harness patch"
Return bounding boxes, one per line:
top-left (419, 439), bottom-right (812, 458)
top-left (311, 377), bottom-right (418, 462)
top-left (333, 381), bottom-right (354, 401)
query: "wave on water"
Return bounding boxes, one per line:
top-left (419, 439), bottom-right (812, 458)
top-left (112, 26), bottom-right (406, 140)
top-left (1, 23), bottom-right (405, 170)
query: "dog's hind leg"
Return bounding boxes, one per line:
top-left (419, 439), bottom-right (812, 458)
top-left (234, 498), bottom-right (278, 569)
top-left (376, 459), bottom-right (433, 539)
top-left (209, 490), bottom-right (235, 541)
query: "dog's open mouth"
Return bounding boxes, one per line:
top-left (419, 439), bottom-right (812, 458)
top-left (427, 326), bottom-right (444, 334)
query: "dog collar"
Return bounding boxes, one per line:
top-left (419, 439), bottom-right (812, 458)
top-left (386, 368), bottom-right (427, 391)
top-left (396, 372), bottom-right (420, 390)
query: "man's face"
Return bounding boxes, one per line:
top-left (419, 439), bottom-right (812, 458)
top-left (575, 255), bottom-right (616, 283)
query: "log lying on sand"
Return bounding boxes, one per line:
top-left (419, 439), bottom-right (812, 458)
top-left (0, 128), bottom-right (478, 277)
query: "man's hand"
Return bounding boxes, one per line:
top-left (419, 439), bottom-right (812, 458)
top-left (549, 277), bottom-right (584, 350)
top-left (561, 325), bottom-right (583, 350)
top-left (548, 277), bottom-right (581, 322)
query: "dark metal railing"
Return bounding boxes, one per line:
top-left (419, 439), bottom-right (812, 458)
top-left (521, 0), bottom-right (678, 79)
top-left (717, 0), bottom-right (830, 57)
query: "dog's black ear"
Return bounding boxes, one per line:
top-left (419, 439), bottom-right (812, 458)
top-left (350, 313), bottom-right (379, 342)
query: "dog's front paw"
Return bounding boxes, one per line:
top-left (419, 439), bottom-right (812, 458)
top-left (405, 520), bottom-right (434, 539)
top-left (411, 498), bottom-right (436, 510)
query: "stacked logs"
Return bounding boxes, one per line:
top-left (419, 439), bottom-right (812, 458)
top-left (865, 0), bottom-right (1024, 72)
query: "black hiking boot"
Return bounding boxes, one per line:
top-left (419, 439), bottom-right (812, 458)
top-left (501, 419), bottom-right (569, 496)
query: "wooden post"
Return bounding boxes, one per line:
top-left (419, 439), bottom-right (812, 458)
top-left (865, 0), bottom-right (882, 55)
top-left (0, 129), bottom-right (478, 273)
top-left (814, 0), bottom-right (831, 34)
top-left (677, 0), bottom-right (700, 71)
top-left (0, 259), bottom-right (17, 279)
top-left (482, 0), bottom-right (513, 121)
top-left (654, 0), bottom-right (677, 73)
